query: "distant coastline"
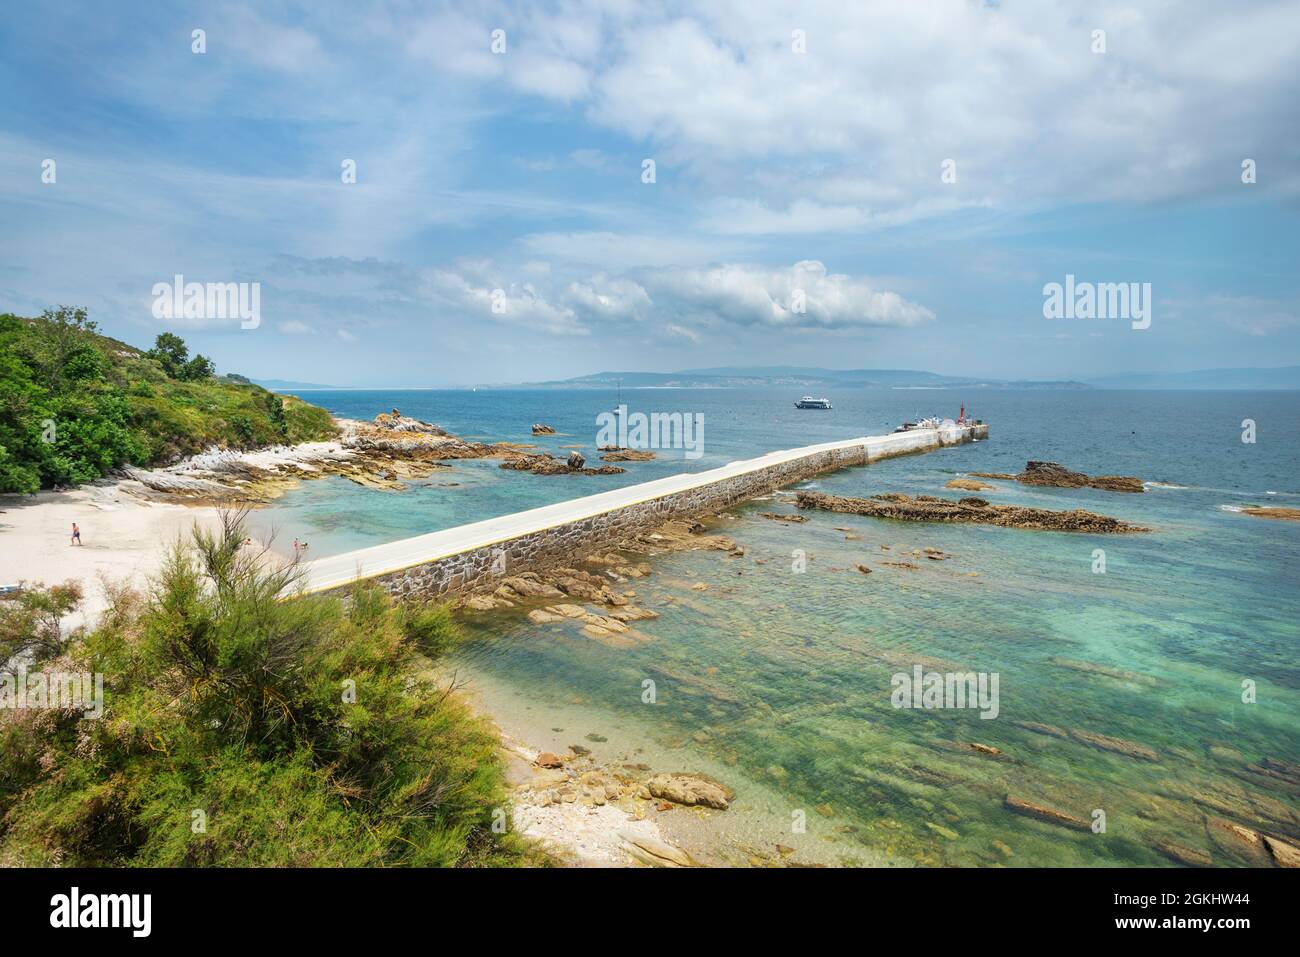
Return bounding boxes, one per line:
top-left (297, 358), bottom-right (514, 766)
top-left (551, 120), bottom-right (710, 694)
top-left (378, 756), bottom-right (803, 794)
top-left (267, 364), bottom-right (1300, 393)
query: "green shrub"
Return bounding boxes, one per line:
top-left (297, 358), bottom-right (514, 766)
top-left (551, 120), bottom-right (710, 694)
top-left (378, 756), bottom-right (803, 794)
top-left (0, 514), bottom-right (546, 867)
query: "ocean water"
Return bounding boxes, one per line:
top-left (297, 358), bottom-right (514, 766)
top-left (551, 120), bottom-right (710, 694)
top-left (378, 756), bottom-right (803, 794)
top-left (261, 388), bottom-right (1300, 867)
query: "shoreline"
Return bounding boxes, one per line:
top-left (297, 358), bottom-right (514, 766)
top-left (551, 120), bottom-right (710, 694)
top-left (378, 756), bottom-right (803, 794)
top-left (0, 483), bottom-right (224, 628)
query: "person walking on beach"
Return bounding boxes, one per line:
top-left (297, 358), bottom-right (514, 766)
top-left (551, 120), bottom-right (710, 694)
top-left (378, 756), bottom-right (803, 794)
top-left (70, 522), bottom-right (82, 546)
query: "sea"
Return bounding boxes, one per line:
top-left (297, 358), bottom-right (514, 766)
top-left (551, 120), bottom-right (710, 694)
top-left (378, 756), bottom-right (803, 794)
top-left (254, 387), bottom-right (1300, 867)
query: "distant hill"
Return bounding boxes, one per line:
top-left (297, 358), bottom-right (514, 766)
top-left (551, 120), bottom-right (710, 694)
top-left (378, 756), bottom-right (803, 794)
top-left (1088, 366), bottom-right (1300, 390)
top-left (253, 378), bottom-right (345, 392)
top-left (515, 366), bottom-right (1091, 390)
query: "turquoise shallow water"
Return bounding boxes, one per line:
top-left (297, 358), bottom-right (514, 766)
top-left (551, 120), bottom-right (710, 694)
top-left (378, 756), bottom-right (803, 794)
top-left (261, 388), bottom-right (1300, 866)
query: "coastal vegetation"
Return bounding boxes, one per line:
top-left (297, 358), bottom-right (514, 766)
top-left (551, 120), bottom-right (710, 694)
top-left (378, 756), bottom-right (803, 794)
top-left (0, 308), bottom-right (336, 493)
top-left (0, 513), bottom-right (543, 867)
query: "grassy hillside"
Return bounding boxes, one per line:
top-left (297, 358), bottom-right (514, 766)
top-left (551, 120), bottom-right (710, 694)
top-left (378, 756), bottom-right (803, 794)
top-left (0, 307), bottom-right (337, 493)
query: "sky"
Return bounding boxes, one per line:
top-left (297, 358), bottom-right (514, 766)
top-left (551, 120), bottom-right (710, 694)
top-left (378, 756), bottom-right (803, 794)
top-left (1, 0), bottom-right (1298, 387)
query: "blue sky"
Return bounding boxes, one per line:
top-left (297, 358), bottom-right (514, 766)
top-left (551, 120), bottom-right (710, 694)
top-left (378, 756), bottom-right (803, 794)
top-left (2, 1), bottom-right (1298, 386)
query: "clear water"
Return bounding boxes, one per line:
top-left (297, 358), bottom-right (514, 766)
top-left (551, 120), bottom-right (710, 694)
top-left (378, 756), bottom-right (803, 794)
top-left (261, 388), bottom-right (1300, 866)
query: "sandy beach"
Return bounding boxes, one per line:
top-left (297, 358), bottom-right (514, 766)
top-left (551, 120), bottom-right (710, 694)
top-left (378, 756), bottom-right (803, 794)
top-left (0, 483), bottom-right (222, 628)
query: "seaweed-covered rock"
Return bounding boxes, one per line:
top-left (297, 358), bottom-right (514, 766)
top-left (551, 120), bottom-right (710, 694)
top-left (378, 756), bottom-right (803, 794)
top-left (795, 491), bottom-right (1148, 534)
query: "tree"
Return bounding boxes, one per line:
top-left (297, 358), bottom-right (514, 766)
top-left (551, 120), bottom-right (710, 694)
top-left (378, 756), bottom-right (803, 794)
top-left (0, 581), bottom-right (82, 669)
top-left (33, 306), bottom-right (98, 393)
top-left (264, 391), bottom-right (288, 440)
top-left (179, 354), bottom-right (215, 381)
top-left (147, 332), bottom-right (189, 378)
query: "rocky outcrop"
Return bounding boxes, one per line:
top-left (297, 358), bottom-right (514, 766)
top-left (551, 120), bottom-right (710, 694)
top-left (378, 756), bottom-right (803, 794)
top-left (599, 448), bottom-right (656, 462)
top-left (975, 461), bottom-right (1145, 493)
top-left (498, 452), bottom-right (626, 476)
top-left (117, 409), bottom-right (505, 505)
top-left (795, 491), bottom-right (1149, 534)
top-left (1242, 507), bottom-right (1300, 523)
top-left (531, 424), bottom-right (556, 434)
top-left (646, 773), bottom-right (734, 809)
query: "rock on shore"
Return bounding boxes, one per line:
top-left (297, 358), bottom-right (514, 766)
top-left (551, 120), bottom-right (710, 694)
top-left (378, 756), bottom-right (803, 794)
top-left (117, 409), bottom-right (523, 504)
top-left (795, 491), bottom-right (1149, 533)
top-left (502, 741), bottom-right (724, 866)
top-left (646, 773), bottom-right (735, 809)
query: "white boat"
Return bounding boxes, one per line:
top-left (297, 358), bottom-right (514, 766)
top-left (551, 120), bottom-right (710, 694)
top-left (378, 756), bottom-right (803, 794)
top-left (794, 396), bottom-right (832, 409)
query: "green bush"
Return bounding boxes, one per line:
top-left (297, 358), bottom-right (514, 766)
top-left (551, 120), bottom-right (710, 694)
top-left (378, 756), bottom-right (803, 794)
top-left (0, 514), bottom-right (546, 867)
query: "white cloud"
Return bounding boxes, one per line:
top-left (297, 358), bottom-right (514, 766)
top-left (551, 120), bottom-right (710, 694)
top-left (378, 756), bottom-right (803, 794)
top-left (423, 264), bottom-right (589, 336)
top-left (574, 1), bottom-right (1300, 226)
top-left (519, 230), bottom-right (754, 268)
top-left (645, 260), bottom-right (934, 329)
top-left (314, 256), bottom-right (934, 340)
top-left (565, 275), bottom-right (652, 321)
top-left (223, 8), bottom-right (326, 73)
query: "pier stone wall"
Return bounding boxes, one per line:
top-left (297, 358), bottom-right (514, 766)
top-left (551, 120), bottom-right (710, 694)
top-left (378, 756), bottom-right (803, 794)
top-left (322, 424), bottom-right (986, 601)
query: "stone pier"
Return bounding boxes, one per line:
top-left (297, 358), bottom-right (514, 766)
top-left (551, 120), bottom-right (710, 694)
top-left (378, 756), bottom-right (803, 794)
top-left (299, 422), bottom-right (988, 600)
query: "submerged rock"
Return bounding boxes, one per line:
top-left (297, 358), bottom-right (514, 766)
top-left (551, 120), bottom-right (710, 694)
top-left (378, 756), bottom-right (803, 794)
top-left (1157, 841), bottom-right (1213, 867)
top-left (1265, 835), bottom-right (1300, 868)
top-left (600, 448), bottom-right (656, 462)
top-left (945, 478), bottom-right (995, 492)
top-left (1004, 795), bottom-right (1091, 831)
top-left (1014, 720), bottom-right (1159, 761)
top-left (1242, 507), bottom-right (1300, 522)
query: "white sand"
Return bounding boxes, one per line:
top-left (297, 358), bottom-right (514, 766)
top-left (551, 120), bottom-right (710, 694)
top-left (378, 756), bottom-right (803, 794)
top-left (0, 483), bottom-right (223, 629)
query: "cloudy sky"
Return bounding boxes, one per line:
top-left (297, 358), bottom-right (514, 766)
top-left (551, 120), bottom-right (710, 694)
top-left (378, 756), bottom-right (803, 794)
top-left (2, 1), bottom-right (1298, 386)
